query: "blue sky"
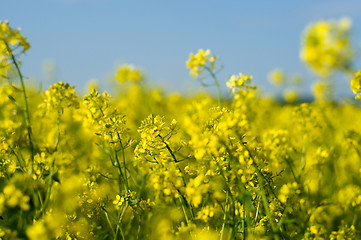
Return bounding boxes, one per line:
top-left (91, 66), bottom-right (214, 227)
top-left (2, 0), bottom-right (361, 97)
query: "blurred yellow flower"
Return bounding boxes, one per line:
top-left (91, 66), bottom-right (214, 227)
top-left (269, 69), bottom-right (285, 86)
top-left (300, 17), bottom-right (354, 77)
top-left (312, 81), bottom-right (329, 101)
top-left (186, 49), bottom-right (217, 78)
top-left (283, 89), bottom-right (299, 103)
top-left (351, 70), bottom-right (361, 99)
top-left (0, 21), bottom-right (30, 78)
top-left (115, 64), bottom-right (142, 83)
top-left (226, 73), bottom-right (253, 93)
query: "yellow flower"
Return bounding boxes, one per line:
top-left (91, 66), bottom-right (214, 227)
top-left (186, 49), bottom-right (217, 78)
top-left (113, 195), bottom-right (125, 208)
top-left (278, 182), bottom-right (300, 204)
top-left (115, 64), bottom-right (142, 83)
top-left (351, 70), bottom-right (361, 99)
top-left (26, 222), bottom-right (48, 240)
top-left (41, 82), bottom-right (79, 114)
top-left (0, 21), bottom-right (30, 78)
top-left (226, 73), bottom-right (253, 93)
top-left (196, 205), bottom-right (216, 222)
top-left (283, 89), bottom-right (298, 103)
top-left (312, 81), bottom-right (329, 102)
top-left (300, 17), bottom-right (354, 77)
top-left (269, 69), bottom-right (285, 86)
top-left (2, 184), bottom-right (30, 210)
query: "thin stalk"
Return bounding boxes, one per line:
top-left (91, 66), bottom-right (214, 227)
top-left (254, 197), bottom-right (260, 223)
top-left (205, 66), bottom-right (222, 107)
top-left (175, 187), bottom-right (194, 222)
top-left (179, 196), bottom-right (190, 225)
top-left (188, 200), bottom-right (195, 220)
top-left (158, 134), bottom-right (179, 163)
top-left (242, 204), bottom-right (246, 240)
top-left (36, 190), bottom-right (44, 215)
top-left (242, 144), bottom-right (277, 198)
top-left (300, 137), bottom-right (306, 171)
top-left (137, 215), bottom-right (141, 240)
top-left (241, 143), bottom-right (282, 238)
top-left (93, 98), bottom-right (127, 191)
top-left (162, 140), bottom-right (196, 222)
top-left (4, 41), bottom-right (35, 173)
top-left (119, 138), bottom-right (129, 191)
top-left (106, 150), bottom-right (124, 193)
top-left (42, 158), bottom-right (55, 215)
top-left (352, 213), bottom-right (357, 226)
top-left (258, 180), bottom-right (279, 240)
top-left (220, 190), bottom-right (229, 240)
top-left (104, 209), bottom-right (116, 238)
top-left (178, 188), bottom-right (195, 221)
top-left (227, 228), bottom-right (233, 240)
top-left (157, 135), bottom-right (196, 221)
top-left (283, 157), bottom-right (299, 184)
top-left (9, 146), bottom-right (26, 172)
top-left (115, 202), bottom-right (128, 240)
top-left (54, 113), bottom-right (61, 150)
top-left (216, 156), bottom-right (237, 238)
top-left (114, 147), bottom-right (128, 192)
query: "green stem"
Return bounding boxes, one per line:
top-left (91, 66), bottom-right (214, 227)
top-left (157, 134), bottom-right (179, 163)
top-left (4, 41), bottom-right (35, 173)
top-left (119, 138), bottom-right (129, 191)
top-left (258, 186), bottom-right (279, 240)
top-left (227, 228), bottom-right (233, 240)
top-left (179, 196), bottom-right (190, 225)
top-left (43, 158), bottom-right (55, 215)
top-left (242, 144), bottom-right (277, 198)
top-left (54, 113), bottom-right (61, 150)
top-left (160, 138), bottom-right (195, 223)
top-left (240, 143), bottom-right (283, 238)
top-left (220, 190), bottom-right (229, 240)
top-left (113, 145), bottom-right (128, 192)
top-left (205, 66), bottom-right (222, 107)
top-left (242, 204), bottom-right (246, 240)
top-left (352, 212), bottom-right (357, 226)
top-left (175, 187), bottom-right (194, 222)
top-left (115, 202), bottom-right (128, 240)
top-left (9, 146), bottom-right (26, 172)
top-left (137, 215), bottom-right (141, 240)
top-left (214, 77), bottom-right (222, 108)
top-left (283, 157), bottom-right (301, 186)
top-left (103, 209), bottom-right (116, 238)
top-left (33, 190), bottom-right (44, 219)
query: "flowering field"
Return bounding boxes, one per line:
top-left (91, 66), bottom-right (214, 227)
top-left (1, 18), bottom-right (361, 239)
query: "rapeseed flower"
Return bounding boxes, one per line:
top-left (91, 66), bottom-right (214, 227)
top-left (300, 17), bottom-right (353, 77)
top-left (186, 49), bottom-right (217, 78)
top-left (115, 64), bottom-right (142, 83)
top-left (351, 70), bottom-right (361, 99)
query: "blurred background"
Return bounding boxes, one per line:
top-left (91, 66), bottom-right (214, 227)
top-left (2, 0), bottom-right (361, 98)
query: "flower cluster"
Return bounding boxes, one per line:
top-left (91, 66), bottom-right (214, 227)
top-left (0, 184), bottom-right (30, 212)
top-left (83, 89), bottom-right (128, 146)
top-left (115, 64), bottom-right (142, 83)
top-left (351, 70), bottom-right (361, 99)
top-left (40, 82), bottom-right (79, 114)
top-left (1, 19), bottom-right (361, 240)
top-left (0, 21), bottom-right (30, 78)
top-left (186, 49), bottom-right (217, 78)
top-left (300, 17), bottom-right (354, 77)
top-left (226, 73), bottom-right (254, 93)
top-left (135, 114), bottom-right (179, 165)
